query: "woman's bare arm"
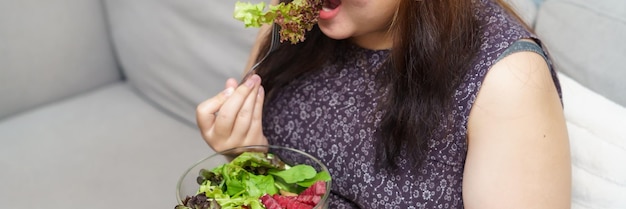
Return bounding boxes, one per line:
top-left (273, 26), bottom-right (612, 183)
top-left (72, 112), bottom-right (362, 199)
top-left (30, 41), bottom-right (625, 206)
top-left (463, 50), bottom-right (571, 208)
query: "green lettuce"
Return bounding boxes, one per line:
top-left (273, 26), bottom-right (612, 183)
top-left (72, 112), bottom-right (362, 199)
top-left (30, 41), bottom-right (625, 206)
top-left (233, 0), bottom-right (322, 44)
top-left (185, 151), bottom-right (330, 208)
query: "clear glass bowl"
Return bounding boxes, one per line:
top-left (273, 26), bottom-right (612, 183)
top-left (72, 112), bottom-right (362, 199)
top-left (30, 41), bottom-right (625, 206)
top-left (176, 145), bottom-right (332, 208)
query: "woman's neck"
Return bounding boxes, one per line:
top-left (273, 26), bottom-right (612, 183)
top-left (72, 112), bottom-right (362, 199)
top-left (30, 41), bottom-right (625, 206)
top-left (348, 30), bottom-right (394, 50)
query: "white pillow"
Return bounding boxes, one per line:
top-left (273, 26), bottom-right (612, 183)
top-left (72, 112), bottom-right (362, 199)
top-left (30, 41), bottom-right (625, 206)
top-left (559, 73), bottom-right (626, 209)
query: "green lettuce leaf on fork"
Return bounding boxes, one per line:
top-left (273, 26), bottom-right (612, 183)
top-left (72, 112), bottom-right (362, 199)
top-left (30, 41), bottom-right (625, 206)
top-left (233, 1), bottom-right (271, 28)
top-left (233, 0), bottom-right (323, 44)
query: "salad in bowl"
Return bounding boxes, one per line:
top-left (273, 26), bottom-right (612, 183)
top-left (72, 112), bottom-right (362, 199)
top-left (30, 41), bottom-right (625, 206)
top-left (175, 145), bottom-right (332, 209)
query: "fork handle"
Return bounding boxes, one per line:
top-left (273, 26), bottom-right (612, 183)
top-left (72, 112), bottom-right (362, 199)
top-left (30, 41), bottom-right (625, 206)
top-left (242, 23), bottom-right (281, 83)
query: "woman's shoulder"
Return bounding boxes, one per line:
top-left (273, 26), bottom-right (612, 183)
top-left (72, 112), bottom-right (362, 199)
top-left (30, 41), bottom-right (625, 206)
top-left (461, 0), bottom-right (544, 88)
top-left (474, 0), bottom-right (536, 57)
top-left (452, 0), bottom-right (554, 123)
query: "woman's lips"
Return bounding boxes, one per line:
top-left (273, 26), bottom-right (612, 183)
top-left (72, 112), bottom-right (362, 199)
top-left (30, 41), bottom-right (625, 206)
top-left (319, 0), bottom-right (341, 20)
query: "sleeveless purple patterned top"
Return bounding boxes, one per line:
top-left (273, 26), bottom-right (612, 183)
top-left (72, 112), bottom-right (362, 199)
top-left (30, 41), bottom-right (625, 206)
top-left (262, 0), bottom-right (560, 208)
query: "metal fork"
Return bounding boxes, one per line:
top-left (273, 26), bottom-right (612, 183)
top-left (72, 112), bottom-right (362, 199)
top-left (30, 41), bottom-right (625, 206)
top-left (241, 23), bottom-right (280, 82)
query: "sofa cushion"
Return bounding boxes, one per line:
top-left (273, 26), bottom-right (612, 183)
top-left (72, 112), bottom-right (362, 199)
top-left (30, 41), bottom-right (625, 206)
top-left (0, 0), bottom-right (121, 120)
top-left (505, 0), bottom-right (538, 26)
top-left (558, 73), bottom-right (626, 209)
top-left (534, 0), bottom-right (626, 106)
top-left (0, 83), bottom-right (211, 209)
top-left (104, 0), bottom-right (261, 125)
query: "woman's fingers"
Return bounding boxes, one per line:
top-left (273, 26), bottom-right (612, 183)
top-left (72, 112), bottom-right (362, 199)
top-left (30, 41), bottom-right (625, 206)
top-left (213, 75), bottom-right (261, 134)
top-left (231, 82), bottom-right (260, 140)
top-left (244, 85), bottom-right (267, 146)
top-left (197, 75), bottom-right (268, 151)
top-left (225, 78), bottom-right (238, 89)
top-left (196, 87), bottom-right (234, 142)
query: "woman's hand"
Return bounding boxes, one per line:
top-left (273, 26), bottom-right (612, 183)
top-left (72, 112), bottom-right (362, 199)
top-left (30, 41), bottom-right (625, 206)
top-left (196, 74), bottom-right (268, 152)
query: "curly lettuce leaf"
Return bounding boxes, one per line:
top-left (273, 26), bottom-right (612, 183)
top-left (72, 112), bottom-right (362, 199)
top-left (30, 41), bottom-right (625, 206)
top-left (233, 0), bottom-right (322, 44)
top-left (233, 2), bottom-right (274, 28)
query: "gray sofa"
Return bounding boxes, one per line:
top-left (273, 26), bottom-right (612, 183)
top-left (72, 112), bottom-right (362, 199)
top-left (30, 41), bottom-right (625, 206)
top-left (1, 0), bottom-right (624, 208)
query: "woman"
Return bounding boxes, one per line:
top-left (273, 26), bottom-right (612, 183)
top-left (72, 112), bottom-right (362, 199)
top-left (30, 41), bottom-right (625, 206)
top-left (196, 0), bottom-right (572, 207)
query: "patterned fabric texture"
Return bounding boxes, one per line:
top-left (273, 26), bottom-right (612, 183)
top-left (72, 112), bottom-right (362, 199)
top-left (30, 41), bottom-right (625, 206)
top-left (262, 0), bottom-right (560, 208)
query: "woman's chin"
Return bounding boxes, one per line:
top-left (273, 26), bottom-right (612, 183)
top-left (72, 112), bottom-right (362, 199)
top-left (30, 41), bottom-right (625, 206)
top-left (319, 27), bottom-right (352, 41)
top-left (318, 20), bottom-right (353, 41)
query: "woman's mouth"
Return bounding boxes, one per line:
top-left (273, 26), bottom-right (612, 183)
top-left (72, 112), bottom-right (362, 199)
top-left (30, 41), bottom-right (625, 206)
top-left (323, 0), bottom-right (341, 10)
top-left (319, 0), bottom-right (341, 19)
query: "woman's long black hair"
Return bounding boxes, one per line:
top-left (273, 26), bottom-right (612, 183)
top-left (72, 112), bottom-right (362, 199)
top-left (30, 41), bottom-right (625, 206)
top-left (254, 0), bottom-right (522, 169)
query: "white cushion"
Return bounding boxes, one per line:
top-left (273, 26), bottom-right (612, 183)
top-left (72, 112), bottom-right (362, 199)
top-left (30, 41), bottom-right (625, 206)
top-left (559, 73), bottom-right (626, 209)
top-left (104, 0), bottom-right (261, 125)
